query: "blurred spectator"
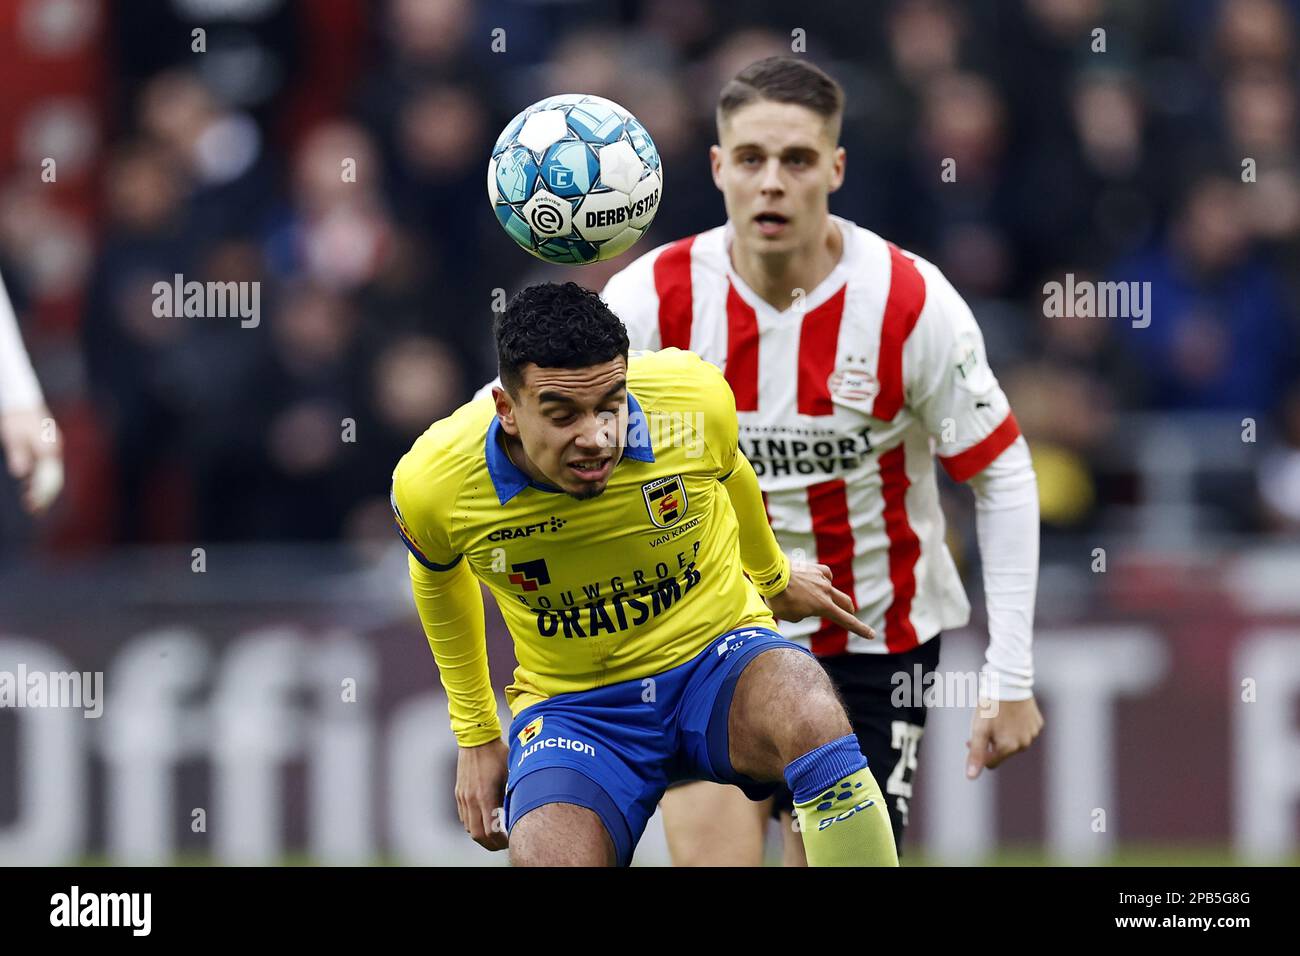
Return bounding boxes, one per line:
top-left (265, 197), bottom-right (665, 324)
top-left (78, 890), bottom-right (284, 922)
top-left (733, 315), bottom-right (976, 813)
top-left (888, 0), bottom-right (964, 88)
top-left (908, 71), bottom-right (1016, 297)
top-left (137, 70), bottom-right (274, 245)
top-left (1112, 175), bottom-right (1296, 415)
top-left (1213, 0), bottom-right (1296, 71)
top-left (264, 120), bottom-right (394, 291)
top-left (81, 140), bottom-right (195, 540)
top-left (0, 0), bottom-right (1284, 549)
top-left (1259, 384), bottom-right (1300, 532)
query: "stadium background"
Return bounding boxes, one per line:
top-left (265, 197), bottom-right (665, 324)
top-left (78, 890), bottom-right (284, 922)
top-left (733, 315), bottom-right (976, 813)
top-left (2, 0), bottom-right (1299, 865)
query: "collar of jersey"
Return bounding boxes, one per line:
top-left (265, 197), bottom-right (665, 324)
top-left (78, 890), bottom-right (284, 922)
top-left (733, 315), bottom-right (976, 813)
top-left (722, 213), bottom-right (855, 318)
top-left (484, 390), bottom-right (656, 505)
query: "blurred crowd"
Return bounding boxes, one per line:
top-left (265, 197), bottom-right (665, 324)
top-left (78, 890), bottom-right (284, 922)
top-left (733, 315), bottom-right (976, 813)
top-left (1, 0), bottom-right (1298, 557)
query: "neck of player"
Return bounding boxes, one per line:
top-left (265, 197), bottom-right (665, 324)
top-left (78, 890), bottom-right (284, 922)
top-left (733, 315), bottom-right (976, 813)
top-left (731, 216), bottom-right (843, 312)
top-left (500, 431), bottom-right (547, 485)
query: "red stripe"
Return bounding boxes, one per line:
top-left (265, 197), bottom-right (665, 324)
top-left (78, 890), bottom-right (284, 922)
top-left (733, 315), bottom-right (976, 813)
top-left (653, 236), bottom-right (696, 349)
top-left (796, 284), bottom-right (848, 416)
top-left (724, 282), bottom-right (760, 411)
top-left (939, 411), bottom-right (1022, 482)
top-left (871, 244), bottom-right (927, 421)
top-left (878, 444), bottom-right (920, 652)
top-left (807, 478), bottom-right (856, 657)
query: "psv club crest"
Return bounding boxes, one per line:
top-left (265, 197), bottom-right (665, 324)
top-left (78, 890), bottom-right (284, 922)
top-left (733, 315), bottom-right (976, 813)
top-left (828, 367), bottom-right (880, 404)
top-left (642, 475), bottom-right (688, 529)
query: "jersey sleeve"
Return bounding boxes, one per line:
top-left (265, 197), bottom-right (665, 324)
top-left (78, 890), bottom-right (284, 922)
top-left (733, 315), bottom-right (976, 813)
top-left (393, 438), bottom-right (501, 745)
top-left (600, 250), bottom-right (661, 350)
top-left (407, 553), bottom-right (499, 745)
top-left (0, 270), bottom-right (44, 411)
top-left (391, 443), bottom-right (462, 571)
top-left (905, 261), bottom-right (1023, 483)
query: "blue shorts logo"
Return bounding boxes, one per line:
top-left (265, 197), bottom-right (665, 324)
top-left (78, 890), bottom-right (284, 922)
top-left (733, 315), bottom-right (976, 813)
top-left (517, 715), bottom-right (544, 745)
top-left (715, 628), bottom-right (767, 657)
top-left (518, 735), bottom-right (597, 766)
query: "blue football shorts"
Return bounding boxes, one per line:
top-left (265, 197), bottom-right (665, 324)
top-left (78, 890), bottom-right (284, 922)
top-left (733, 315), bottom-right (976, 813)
top-left (504, 625), bottom-right (814, 866)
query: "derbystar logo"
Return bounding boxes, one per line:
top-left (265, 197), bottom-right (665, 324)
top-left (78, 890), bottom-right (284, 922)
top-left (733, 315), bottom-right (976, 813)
top-left (488, 516), bottom-right (566, 541)
top-left (508, 558), bottom-right (551, 592)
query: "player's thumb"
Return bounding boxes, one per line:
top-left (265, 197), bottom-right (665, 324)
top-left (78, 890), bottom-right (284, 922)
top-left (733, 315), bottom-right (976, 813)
top-left (966, 724), bottom-right (992, 780)
top-left (3, 434), bottom-right (33, 480)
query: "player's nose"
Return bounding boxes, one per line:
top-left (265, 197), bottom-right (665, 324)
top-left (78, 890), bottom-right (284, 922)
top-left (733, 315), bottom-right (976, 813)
top-left (760, 157), bottom-right (784, 193)
top-left (573, 415), bottom-right (612, 450)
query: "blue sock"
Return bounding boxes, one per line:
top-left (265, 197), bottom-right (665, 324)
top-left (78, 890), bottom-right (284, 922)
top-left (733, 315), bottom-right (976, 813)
top-left (783, 733), bottom-right (868, 804)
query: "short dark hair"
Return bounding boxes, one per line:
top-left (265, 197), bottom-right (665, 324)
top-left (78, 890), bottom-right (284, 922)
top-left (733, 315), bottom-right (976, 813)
top-left (716, 56), bottom-right (845, 142)
top-left (495, 281), bottom-right (630, 394)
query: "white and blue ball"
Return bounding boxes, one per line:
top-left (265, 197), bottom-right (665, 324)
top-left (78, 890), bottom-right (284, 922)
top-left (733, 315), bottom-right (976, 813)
top-left (487, 94), bottom-right (662, 264)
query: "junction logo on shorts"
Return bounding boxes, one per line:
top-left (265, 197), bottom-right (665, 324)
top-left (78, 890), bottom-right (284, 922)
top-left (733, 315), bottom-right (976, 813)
top-left (642, 475), bottom-right (688, 529)
top-left (518, 735), bottom-right (597, 766)
top-left (517, 716), bottom-right (544, 745)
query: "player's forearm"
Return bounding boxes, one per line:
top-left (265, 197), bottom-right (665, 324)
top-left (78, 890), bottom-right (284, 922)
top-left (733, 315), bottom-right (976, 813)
top-left (0, 273), bottom-right (44, 412)
top-left (722, 453), bottom-right (791, 597)
top-left (968, 437), bottom-right (1039, 701)
top-left (407, 553), bottom-right (501, 746)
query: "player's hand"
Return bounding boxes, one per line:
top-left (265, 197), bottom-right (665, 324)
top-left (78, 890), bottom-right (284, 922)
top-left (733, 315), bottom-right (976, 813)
top-left (965, 696), bottom-right (1043, 779)
top-left (455, 737), bottom-right (510, 851)
top-left (0, 405), bottom-right (63, 515)
top-left (766, 561), bottom-right (875, 640)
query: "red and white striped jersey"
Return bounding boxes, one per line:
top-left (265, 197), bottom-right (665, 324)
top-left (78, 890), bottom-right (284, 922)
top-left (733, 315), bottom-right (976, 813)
top-left (600, 215), bottom-right (1023, 656)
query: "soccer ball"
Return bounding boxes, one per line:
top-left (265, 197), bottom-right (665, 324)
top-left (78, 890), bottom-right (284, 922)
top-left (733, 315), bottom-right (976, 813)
top-left (487, 94), bottom-right (662, 265)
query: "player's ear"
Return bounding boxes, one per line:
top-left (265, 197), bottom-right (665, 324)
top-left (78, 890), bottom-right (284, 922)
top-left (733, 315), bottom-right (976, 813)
top-left (709, 144), bottom-right (724, 190)
top-left (828, 145), bottom-right (846, 194)
top-left (493, 386), bottom-right (520, 436)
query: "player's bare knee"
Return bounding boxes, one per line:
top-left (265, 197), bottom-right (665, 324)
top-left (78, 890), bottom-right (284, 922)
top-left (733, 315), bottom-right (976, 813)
top-left (773, 652), bottom-right (852, 758)
top-left (736, 649), bottom-right (852, 765)
top-left (785, 698), bottom-right (852, 763)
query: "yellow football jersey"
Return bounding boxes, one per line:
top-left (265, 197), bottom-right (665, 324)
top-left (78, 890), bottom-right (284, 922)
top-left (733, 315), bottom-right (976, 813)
top-left (392, 348), bottom-right (781, 727)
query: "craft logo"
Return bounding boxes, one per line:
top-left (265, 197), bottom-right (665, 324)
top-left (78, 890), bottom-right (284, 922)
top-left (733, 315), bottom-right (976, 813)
top-left (488, 516), bottom-right (566, 541)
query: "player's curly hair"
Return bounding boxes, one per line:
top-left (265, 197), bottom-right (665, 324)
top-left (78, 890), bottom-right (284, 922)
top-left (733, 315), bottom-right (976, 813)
top-left (495, 281), bottom-right (630, 394)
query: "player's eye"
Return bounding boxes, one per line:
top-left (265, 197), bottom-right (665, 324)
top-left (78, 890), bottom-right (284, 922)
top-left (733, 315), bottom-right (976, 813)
top-left (786, 154), bottom-right (810, 167)
top-left (740, 154), bottom-right (762, 167)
